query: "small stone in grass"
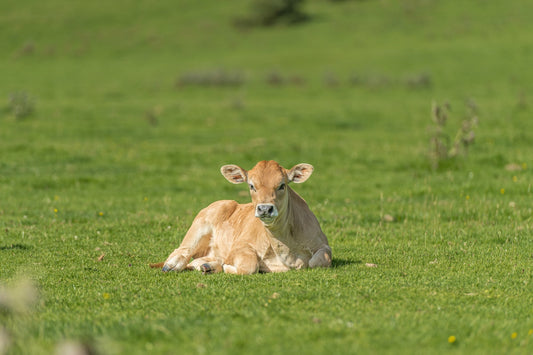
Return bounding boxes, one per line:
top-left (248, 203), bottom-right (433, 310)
top-left (505, 163), bottom-right (522, 171)
top-left (383, 214), bottom-right (394, 222)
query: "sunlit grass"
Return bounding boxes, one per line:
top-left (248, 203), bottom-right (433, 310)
top-left (1, 0), bottom-right (533, 354)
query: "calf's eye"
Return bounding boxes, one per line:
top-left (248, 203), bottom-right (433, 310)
top-left (249, 183), bottom-right (256, 192)
top-left (278, 183), bottom-right (286, 191)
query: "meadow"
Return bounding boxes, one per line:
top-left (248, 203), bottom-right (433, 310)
top-left (1, 0), bottom-right (532, 354)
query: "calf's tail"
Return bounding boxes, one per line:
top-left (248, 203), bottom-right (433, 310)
top-left (149, 262), bottom-right (165, 269)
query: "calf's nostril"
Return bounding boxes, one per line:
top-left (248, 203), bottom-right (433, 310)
top-left (256, 204), bottom-right (275, 217)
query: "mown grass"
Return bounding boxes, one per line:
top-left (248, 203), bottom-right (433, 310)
top-left (1, 0), bottom-right (533, 354)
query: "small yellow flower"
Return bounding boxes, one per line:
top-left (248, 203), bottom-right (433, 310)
top-left (528, 329), bottom-right (533, 336)
top-left (103, 293), bottom-right (110, 300)
top-left (448, 335), bottom-right (456, 344)
top-left (522, 163), bottom-right (527, 170)
top-left (98, 212), bottom-right (104, 217)
top-left (512, 176), bottom-right (518, 182)
top-left (54, 208), bottom-right (58, 213)
top-left (500, 188), bottom-right (505, 195)
top-left (466, 195), bottom-right (470, 200)
top-left (511, 332), bottom-right (517, 339)
top-left (144, 197), bottom-right (148, 201)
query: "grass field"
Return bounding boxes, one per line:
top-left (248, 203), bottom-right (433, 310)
top-left (1, 0), bottom-right (533, 354)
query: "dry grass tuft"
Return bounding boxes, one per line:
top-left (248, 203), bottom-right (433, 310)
top-left (428, 101), bottom-right (478, 169)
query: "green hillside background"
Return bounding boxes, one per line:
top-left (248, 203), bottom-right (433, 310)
top-left (1, 1), bottom-right (532, 354)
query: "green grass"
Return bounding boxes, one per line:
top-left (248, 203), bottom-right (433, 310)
top-left (1, 0), bottom-right (533, 354)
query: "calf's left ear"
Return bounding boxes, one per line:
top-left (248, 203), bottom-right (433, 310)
top-left (221, 164), bottom-right (248, 184)
top-left (287, 163), bottom-right (314, 183)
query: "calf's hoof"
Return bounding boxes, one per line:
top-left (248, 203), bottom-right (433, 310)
top-left (201, 263), bottom-right (214, 274)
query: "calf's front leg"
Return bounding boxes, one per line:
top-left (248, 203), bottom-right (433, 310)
top-left (163, 219), bottom-right (212, 272)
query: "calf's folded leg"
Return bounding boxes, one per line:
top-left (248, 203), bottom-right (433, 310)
top-left (309, 245), bottom-right (332, 268)
top-left (223, 249), bottom-right (259, 275)
top-left (187, 257), bottom-right (223, 274)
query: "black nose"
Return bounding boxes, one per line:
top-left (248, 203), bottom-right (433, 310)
top-left (256, 204), bottom-right (275, 217)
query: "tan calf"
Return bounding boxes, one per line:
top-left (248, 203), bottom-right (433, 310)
top-left (159, 160), bottom-right (332, 274)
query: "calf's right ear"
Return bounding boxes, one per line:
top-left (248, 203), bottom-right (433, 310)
top-left (221, 164), bottom-right (247, 184)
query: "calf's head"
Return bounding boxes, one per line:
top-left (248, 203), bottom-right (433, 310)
top-left (221, 160), bottom-right (313, 224)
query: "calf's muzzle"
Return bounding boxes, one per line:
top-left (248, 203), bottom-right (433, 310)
top-left (255, 203), bottom-right (278, 219)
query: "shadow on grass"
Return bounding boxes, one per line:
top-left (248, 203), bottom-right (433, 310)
top-left (149, 258), bottom-right (361, 272)
top-left (0, 243), bottom-right (32, 251)
top-left (332, 258), bottom-right (361, 268)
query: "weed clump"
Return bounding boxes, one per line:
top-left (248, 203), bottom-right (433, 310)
top-left (265, 71), bottom-right (305, 86)
top-left (266, 71), bottom-right (285, 86)
top-left (144, 106), bottom-right (163, 126)
top-left (349, 72), bottom-right (432, 90)
top-left (428, 100), bottom-right (478, 170)
top-left (323, 72), bottom-right (340, 87)
top-left (7, 91), bottom-right (35, 119)
top-left (234, 0), bottom-right (309, 28)
top-left (405, 73), bottom-right (432, 89)
top-left (175, 70), bottom-right (245, 87)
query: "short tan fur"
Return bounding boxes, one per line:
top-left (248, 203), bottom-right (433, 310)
top-left (159, 160), bottom-right (331, 274)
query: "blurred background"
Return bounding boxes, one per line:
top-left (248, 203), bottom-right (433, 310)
top-left (2, 1), bottom-right (533, 353)
top-left (2, 0), bottom-right (532, 216)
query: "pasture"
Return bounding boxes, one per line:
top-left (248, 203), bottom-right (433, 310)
top-left (1, 0), bottom-right (532, 353)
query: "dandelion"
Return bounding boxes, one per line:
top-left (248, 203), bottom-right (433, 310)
top-left (523, 163), bottom-right (528, 170)
top-left (512, 176), bottom-right (518, 182)
top-left (98, 212), bottom-right (104, 217)
top-left (54, 208), bottom-right (58, 213)
top-left (448, 335), bottom-right (456, 344)
top-left (511, 332), bottom-right (517, 339)
top-left (466, 195), bottom-right (470, 200)
top-left (528, 329), bottom-right (533, 336)
top-left (500, 188), bottom-right (505, 195)
top-left (103, 293), bottom-right (110, 300)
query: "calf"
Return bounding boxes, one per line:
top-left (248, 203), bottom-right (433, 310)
top-left (159, 160), bottom-right (331, 274)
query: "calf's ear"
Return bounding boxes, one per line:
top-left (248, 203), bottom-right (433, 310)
top-left (221, 164), bottom-right (247, 184)
top-left (288, 163), bottom-right (314, 183)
